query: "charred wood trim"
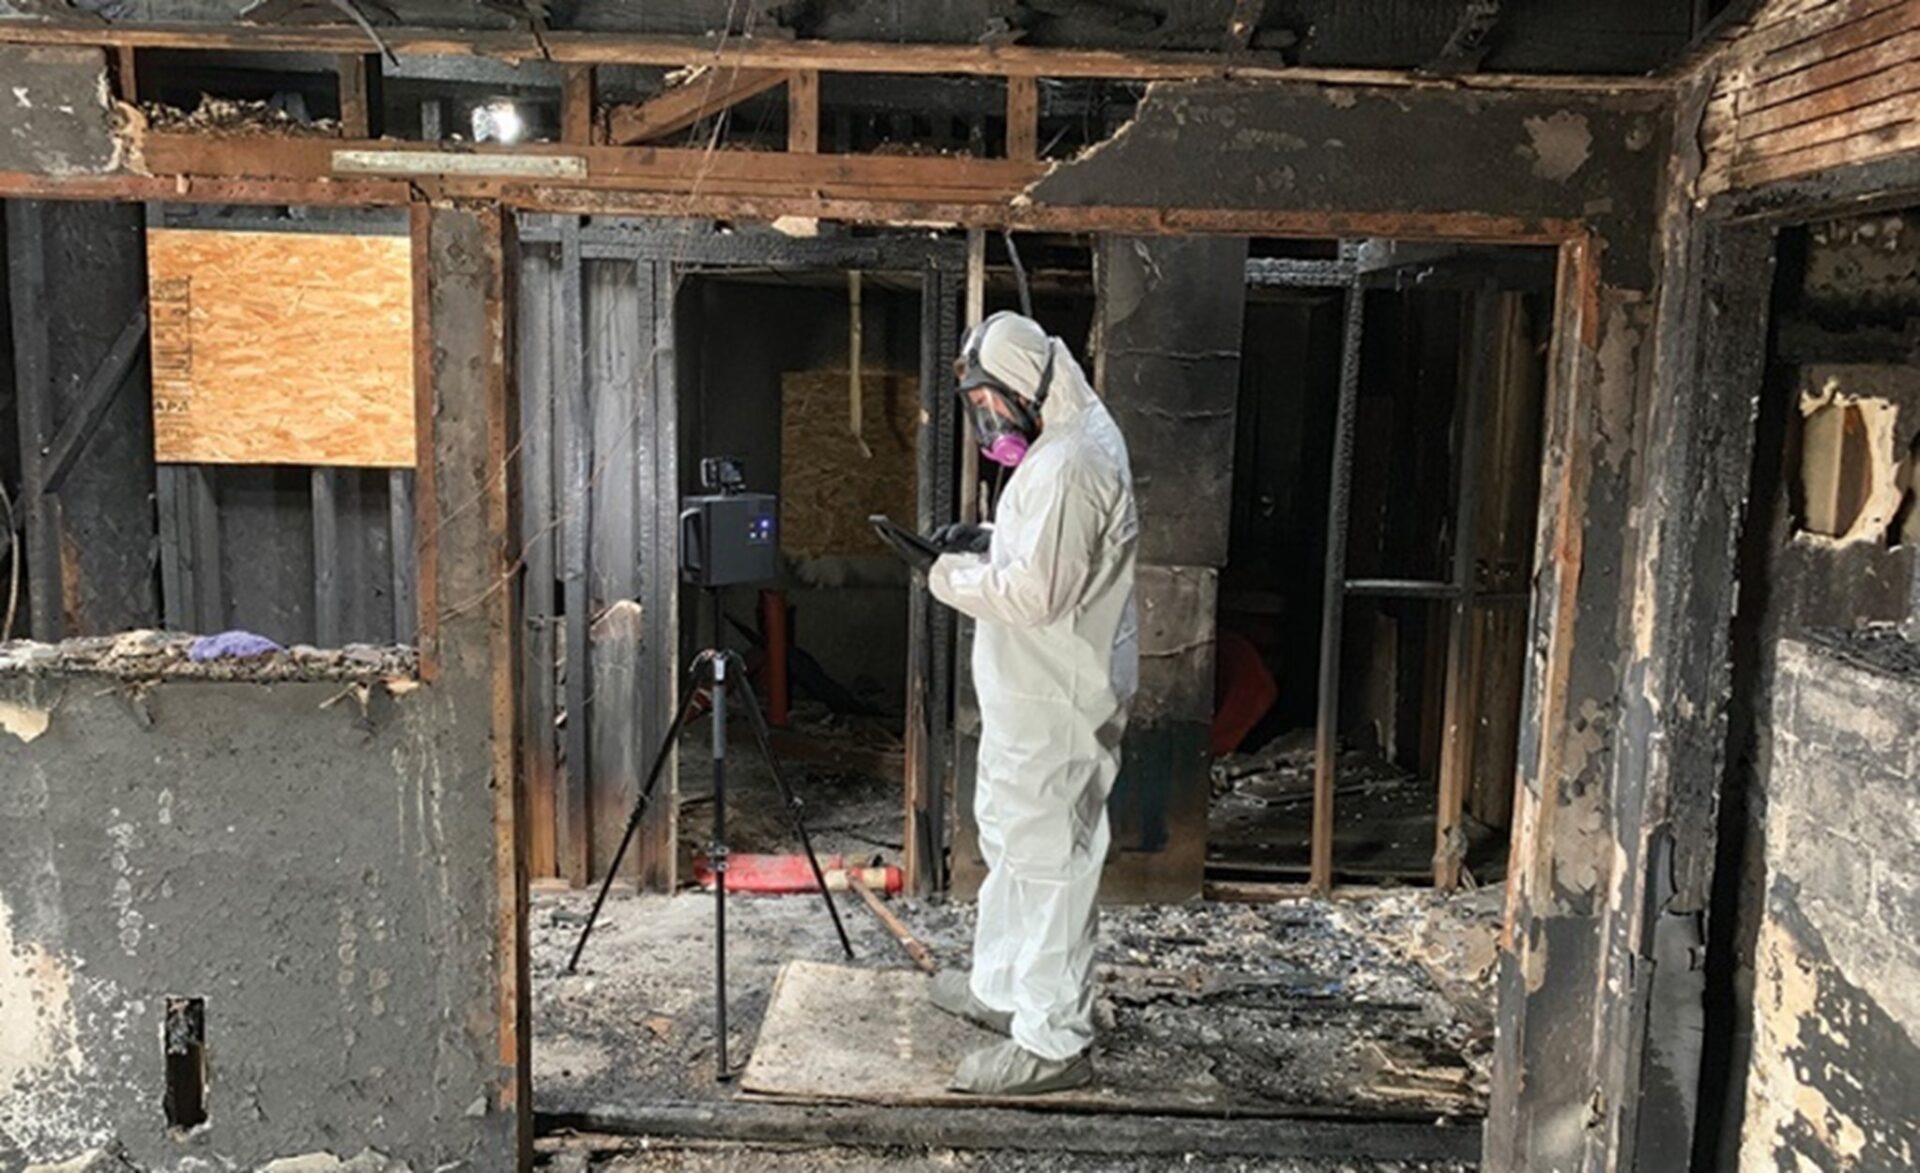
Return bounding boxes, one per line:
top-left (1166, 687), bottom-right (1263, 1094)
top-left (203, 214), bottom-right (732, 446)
top-left (540, 1102), bottom-right (1483, 1159)
top-left (408, 200), bottom-right (440, 679)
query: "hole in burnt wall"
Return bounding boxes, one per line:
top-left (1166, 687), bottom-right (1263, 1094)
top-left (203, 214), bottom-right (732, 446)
top-left (164, 995), bottom-right (208, 1132)
top-left (1794, 395), bottom-right (1905, 544)
top-left (1797, 401), bottom-right (1877, 538)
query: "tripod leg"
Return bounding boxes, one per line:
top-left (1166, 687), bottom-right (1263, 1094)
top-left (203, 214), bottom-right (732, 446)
top-left (566, 654), bottom-right (715, 974)
top-left (727, 654), bottom-right (856, 960)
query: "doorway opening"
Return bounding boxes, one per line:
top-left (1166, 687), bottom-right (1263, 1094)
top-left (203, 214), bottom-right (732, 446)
top-left (1209, 241), bottom-right (1557, 892)
top-left (673, 264), bottom-right (928, 877)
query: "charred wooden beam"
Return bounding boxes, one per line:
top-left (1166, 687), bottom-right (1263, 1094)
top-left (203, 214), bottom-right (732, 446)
top-left (39, 303), bottom-right (149, 497)
top-left (1005, 75), bottom-right (1038, 161)
top-left (336, 52), bottom-right (383, 138)
top-left (140, 132), bottom-right (1045, 206)
top-left (787, 69), bottom-right (819, 154)
top-left (4, 200), bottom-right (60, 639)
top-left (606, 67), bottom-right (790, 146)
top-left (311, 468), bottom-right (343, 645)
top-left (0, 20), bottom-right (1670, 87)
top-left (562, 65), bottom-right (595, 146)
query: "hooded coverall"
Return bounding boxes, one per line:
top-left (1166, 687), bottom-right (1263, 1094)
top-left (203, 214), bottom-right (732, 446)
top-left (929, 316), bottom-right (1139, 1062)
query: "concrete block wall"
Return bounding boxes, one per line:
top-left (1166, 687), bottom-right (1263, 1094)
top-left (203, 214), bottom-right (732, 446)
top-left (1740, 637), bottom-right (1920, 1170)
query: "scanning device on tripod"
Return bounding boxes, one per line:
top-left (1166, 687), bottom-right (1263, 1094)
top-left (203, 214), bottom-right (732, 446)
top-left (680, 457), bottom-right (780, 588)
top-left (566, 456), bottom-right (854, 1083)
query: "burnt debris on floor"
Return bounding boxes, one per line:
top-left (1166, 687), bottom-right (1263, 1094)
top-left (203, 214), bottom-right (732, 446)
top-left (536, 1137), bottom-right (1476, 1173)
top-left (531, 885), bottom-right (1498, 1125)
top-left (1210, 733), bottom-right (1507, 884)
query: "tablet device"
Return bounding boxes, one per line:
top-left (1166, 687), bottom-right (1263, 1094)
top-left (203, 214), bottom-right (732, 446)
top-left (869, 514), bottom-right (941, 561)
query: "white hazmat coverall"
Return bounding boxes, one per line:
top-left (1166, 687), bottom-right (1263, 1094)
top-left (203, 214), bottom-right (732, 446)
top-left (929, 318), bottom-right (1139, 1062)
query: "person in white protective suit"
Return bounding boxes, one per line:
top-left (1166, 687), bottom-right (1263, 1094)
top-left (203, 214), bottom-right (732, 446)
top-left (914, 310), bottom-right (1138, 1095)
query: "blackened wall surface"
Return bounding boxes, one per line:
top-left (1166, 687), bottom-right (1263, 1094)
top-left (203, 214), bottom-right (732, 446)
top-left (0, 678), bottom-right (510, 1171)
top-left (1033, 81), bottom-right (1666, 285)
top-left (1738, 636), bottom-right (1920, 1171)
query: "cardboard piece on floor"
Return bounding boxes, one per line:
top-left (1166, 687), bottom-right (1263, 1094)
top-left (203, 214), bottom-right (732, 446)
top-left (741, 960), bottom-right (1143, 1113)
top-left (742, 959), bottom-right (1460, 1118)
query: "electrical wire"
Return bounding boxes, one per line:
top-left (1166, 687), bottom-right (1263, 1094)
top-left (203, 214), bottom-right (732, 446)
top-left (0, 479), bottom-right (19, 642)
top-left (1002, 231), bottom-right (1034, 317)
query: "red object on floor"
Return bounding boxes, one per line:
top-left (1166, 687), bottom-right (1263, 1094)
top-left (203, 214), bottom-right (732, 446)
top-left (1211, 628), bottom-right (1278, 757)
top-left (692, 852), bottom-right (903, 894)
top-left (760, 589), bottom-right (791, 727)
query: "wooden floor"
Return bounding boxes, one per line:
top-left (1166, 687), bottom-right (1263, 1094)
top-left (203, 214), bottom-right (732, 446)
top-left (742, 960), bottom-right (1481, 1120)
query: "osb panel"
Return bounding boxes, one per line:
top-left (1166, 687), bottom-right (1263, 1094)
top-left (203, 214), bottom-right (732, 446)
top-left (148, 227), bottom-right (418, 467)
top-left (780, 368), bottom-right (918, 557)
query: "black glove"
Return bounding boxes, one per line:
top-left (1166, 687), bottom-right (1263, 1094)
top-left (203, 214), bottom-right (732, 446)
top-left (931, 522), bottom-right (992, 555)
top-left (873, 522), bottom-right (936, 574)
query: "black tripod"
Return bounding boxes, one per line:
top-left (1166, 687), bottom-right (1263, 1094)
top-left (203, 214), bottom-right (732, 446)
top-left (565, 587), bottom-right (855, 1080)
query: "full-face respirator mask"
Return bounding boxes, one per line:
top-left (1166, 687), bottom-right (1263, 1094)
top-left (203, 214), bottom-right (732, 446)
top-left (955, 314), bottom-right (1054, 468)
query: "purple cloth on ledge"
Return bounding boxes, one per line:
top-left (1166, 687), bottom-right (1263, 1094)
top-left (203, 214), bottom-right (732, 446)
top-left (188, 631), bottom-right (285, 662)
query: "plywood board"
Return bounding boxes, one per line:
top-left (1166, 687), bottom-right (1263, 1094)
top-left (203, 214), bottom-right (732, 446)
top-left (740, 960), bottom-right (1479, 1118)
top-left (779, 369), bottom-right (918, 557)
top-left (148, 227), bottom-right (418, 467)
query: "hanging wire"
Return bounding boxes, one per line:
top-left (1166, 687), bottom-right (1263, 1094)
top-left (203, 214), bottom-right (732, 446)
top-left (1001, 231), bottom-right (1033, 318)
top-left (0, 478), bottom-right (20, 642)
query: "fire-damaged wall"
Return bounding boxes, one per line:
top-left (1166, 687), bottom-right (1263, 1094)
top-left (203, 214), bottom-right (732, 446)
top-left (0, 672), bottom-right (507, 1171)
top-left (1740, 635), bottom-right (1920, 1170)
top-left (0, 205), bottom-right (521, 1171)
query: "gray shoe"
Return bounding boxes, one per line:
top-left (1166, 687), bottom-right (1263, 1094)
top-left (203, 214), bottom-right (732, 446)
top-left (950, 1039), bottom-right (1094, 1096)
top-left (929, 971), bottom-right (1013, 1036)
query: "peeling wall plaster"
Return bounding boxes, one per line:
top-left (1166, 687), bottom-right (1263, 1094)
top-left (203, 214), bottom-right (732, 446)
top-left (0, 892), bottom-right (103, 1161)
top-left (1520, 110), bottom-right (1594, 183)
top-left (0, 700), bottom-right (51, 742)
